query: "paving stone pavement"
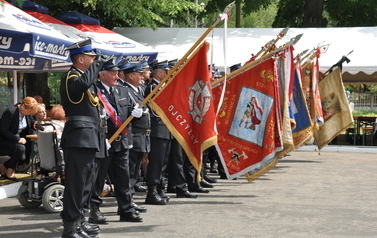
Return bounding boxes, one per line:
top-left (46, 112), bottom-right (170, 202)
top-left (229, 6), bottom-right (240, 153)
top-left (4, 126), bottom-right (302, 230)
top-left (0, 150), bottom-right (376, 238)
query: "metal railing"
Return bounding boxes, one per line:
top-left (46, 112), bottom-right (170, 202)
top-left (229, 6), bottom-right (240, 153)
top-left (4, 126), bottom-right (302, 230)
top-left (351, 92), bottom-right (377, 111)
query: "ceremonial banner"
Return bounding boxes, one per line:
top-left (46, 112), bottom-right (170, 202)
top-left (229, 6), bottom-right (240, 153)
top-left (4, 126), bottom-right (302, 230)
top-left (313, 67), bottom-right (354, 150)
top-left (149, 41), bottom-right (217, 171)
top-left (300, 49), bottom-right (324, 129)
top-left (276, 48), bottom-right (295, 157)
top-left (215, 58), bottom-right (283, 180)
top-left (291, 68), bottom-right (313, 148)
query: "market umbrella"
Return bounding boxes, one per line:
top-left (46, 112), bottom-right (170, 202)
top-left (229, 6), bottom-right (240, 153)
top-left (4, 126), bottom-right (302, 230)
top-left (0, 1), bottom-right (74, 71)
top-left (11, 0), bottom-right (124, 71)
top-left (56, 11), bottom-right (158, 63)
top-left (0, 0), bottom-right (75, 103)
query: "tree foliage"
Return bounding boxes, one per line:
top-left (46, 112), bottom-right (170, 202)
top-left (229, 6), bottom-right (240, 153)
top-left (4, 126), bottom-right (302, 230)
top-left (203, 0), bottom-right (278, 27)
top-left (205, 0), bottom-right (377, 28)
top-left (325, 0), bottom-right (377, 27)
top-left (33, 0), bottom-right (203, 29)
top-left (10, 0), bottom-right (377, 29)
top-left (273, 0), bottom-right (377, 27)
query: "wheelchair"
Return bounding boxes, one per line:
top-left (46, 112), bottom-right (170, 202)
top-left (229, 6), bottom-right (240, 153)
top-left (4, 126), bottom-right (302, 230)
top-left (17, 123), bottom-right (65, 213)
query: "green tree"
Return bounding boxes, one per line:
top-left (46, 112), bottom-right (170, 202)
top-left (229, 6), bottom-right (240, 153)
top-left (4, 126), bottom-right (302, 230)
top-left (325, 0), bottom-right (377, 27)
top-left (205, 0), bottom-right (377, 28)
top-left (243, 2), bottom-right (278, 28)
top-left (34, 0), bottom-right (203, 29)
top-left (205, 0), bottom-right (277, 27)
top-left (273, 0), bottom-right (377, 27)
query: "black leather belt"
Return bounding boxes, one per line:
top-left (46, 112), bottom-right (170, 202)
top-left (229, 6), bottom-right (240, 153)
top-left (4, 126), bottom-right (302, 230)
top-left (66, 116), bottom-right (99, 124)
top-left (132, 128), bottom-right (151, 136)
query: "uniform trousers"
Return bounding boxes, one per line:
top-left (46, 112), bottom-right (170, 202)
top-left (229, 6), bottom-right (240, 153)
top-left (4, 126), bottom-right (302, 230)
top-left (60, 148), bottom-right (98, 222)
top-left (106, 149), bottom-right (134, 215)
top-left (129, 150), bottom-right (144, 193)
top-left (167, 139), bottom-right (188, 193)
top-left (90, 157), bottom-right (108, 206)
top-left (146, 137), bottom-right (171, 187)
top-left (183, 155), bottom-right (197, 188)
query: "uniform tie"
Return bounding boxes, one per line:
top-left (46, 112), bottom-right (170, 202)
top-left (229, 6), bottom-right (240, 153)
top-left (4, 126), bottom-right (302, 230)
top-left (137, 87), bottom-right (143, 97)
top-left (109, 87), bottom-right (116, 104)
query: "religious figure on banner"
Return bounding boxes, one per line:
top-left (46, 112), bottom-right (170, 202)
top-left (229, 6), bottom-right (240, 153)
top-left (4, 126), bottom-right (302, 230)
top-left (229, 88), bottom-right (273, 147)
top-left (322, 92), bottom-right (341, 121)
top-left (238, 97), bottom-right (263, 130)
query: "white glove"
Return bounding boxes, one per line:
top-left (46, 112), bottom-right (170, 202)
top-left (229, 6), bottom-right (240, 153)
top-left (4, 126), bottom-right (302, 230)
top-left (105, 139), bottom-right (111, 150)
top-left (131, 106), bottom-right (143, 118)
top-left (143, 108), bottom-right (149, 114)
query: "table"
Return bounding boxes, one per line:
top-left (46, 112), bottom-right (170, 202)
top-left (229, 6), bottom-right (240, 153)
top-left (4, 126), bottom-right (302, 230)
top-left (352, 116), bottom-right (376, 145)
top-left (26, 134), bottom-right (37, 141)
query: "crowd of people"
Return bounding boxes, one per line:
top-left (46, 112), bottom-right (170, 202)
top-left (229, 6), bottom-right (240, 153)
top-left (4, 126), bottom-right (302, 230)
top-left (0, 39), bottom-right (238, 238)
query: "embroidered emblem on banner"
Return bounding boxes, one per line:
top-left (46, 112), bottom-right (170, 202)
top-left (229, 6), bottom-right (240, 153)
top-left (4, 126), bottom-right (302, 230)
top-left (188, 80), bottom-right (212, 124)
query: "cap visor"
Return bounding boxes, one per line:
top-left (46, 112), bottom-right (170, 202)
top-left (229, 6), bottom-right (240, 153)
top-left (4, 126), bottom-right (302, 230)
top-left (82, 51), bottom-right (97, 56)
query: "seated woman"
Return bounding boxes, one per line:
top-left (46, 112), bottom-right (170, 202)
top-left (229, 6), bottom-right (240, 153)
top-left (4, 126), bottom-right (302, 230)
top-left (46, 105), bottom-right (66, 140)
top-left (0, 97), bottom-right (38, 181)
top-left (32, 103), bottom-right (48, 131)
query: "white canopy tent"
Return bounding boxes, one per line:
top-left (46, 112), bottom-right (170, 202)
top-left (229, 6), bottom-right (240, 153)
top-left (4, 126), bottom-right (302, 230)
top-left (114, 27), bottom-right (377, 85)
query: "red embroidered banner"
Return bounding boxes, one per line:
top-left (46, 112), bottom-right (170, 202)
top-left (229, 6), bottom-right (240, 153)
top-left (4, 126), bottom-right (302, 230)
top-left (213, 58), bottom-right (283, 180)
top-left (149, 42), bottom-right (217, 171)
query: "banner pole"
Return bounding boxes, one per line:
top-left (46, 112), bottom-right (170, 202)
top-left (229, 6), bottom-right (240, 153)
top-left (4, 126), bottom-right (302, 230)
top-left (211, 33), bottom-right (303, 88)
top-left (247, 27), bottom-right (289, 62)
top-left (108, 2), bottom-right (236, 144)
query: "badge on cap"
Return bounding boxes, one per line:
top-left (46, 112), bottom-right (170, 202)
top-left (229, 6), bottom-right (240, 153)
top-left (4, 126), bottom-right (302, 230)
top-left (66, 39), bottom-right (97, 56)
top-left (152, 60), bottom-right (170, 70)
top-left (121, 62), bottom-right (144, 74)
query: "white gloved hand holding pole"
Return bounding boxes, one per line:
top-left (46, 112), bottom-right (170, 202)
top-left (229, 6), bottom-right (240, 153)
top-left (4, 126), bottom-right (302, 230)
top-left (106, 139), bottom-right (111, 150)
top-left (131, 104), bottom-right (143, 118)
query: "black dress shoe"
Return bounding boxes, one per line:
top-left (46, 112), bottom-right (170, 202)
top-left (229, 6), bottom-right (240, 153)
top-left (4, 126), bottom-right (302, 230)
top-left (76, 226), bottom-right (96, 238)
top-left (132, 202), bottom-right (147, 213)
top-left (119, 213), bottom-right (143, 222)
top-left (204, 175), bottom-right (217, 183)
top-left (81, 218), bottom-right (100, 235)
top-left (200, 179), bottom-right (214, 188)
top-left (117, 208), bottom-right (139, 215)
top-left (158, 189), bottom-right (170, 201)
top-left (176, 191), bottom-right (198, 198)
top-left (189, 186), bottom-right (210, 193)
top-left (89, 203), bottom-right (108, 224)
top-left (145, 194), bottom-right (168, 205)
top-left (134, 184), bottom-right (147, 192)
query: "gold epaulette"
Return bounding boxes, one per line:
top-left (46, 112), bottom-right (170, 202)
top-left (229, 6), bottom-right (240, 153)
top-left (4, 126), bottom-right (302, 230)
top-left (87, 90), bottom-right (99, 107)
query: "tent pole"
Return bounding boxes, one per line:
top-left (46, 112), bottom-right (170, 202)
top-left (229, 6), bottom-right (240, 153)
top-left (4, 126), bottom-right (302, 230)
top-left (13, 70), bottom-right (17, 104)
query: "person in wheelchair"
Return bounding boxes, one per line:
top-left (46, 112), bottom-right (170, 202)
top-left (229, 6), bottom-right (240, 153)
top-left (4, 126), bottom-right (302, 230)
top-left (33, 105), bottom-right (66, 172)
top-left (33, 103), bottom-right (47, 124)
top-left (0, 97), bottom-right (38, 181)
top-left (45, 105), bottom-right (66, 141)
